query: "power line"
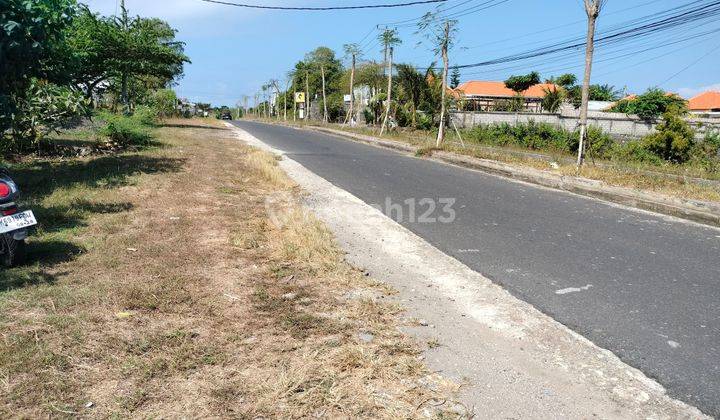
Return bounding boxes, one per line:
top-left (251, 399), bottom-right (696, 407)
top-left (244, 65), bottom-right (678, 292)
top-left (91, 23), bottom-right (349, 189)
top-left (656, 42), bottom-right (720, 86)
top-left (198, 0), bottom-right (448, 11)
top-left (449, 0), bottom-right (720, 70)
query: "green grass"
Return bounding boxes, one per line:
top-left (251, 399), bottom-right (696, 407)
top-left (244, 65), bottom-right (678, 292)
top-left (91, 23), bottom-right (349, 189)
top-left (0, 133), bottom-right (182, 292)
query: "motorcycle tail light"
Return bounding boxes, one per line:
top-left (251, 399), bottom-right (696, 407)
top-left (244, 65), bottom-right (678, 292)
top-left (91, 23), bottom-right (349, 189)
top-left (2, 208), bottom-right (17, 216)
top-left (0, 182), bottom-right (9, 198)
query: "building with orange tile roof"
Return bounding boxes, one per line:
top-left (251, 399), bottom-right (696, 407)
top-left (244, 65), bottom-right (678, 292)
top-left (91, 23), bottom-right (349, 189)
top-left (453, 80), bottom-right (559, 112)
top-left (688, 91), bottom-right (720, 113)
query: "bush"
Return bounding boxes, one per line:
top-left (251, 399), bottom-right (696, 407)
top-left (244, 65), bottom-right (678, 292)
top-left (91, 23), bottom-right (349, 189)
top-left (133, 105), bottom-right (159, 126)
top-left (689, 130), bottom-right (720, 172)
top-left (151, 89), bottom-right (178, 118)
top-left (609, 141), bottom-right (665, 165)
top-left (98, 112), bottom-right (153, 146)
top-left (640, 107), bottom-right (695, 163)
top-left (585, 125), bottom-right (614, 159)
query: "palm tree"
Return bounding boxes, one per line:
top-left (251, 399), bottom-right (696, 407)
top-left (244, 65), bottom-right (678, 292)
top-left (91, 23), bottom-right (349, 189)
top-left (395, 64), bottom-right (425, 128)
top-left (379, 28), bottom-right (401, 136)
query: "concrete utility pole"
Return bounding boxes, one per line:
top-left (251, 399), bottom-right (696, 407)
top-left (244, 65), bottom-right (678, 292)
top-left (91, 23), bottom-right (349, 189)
top-left (321, 65), bottom-right (328, 123)
top-left (380, 46), bottom-right (394, 136)
top-left (577, 0), bottom-right (605, 170)
top-left (305, 70), bottom-right (310, 120)
top-left (284, 79), bottom-right (290, 121)
top-left (436, 21), bottom-right (450, 147)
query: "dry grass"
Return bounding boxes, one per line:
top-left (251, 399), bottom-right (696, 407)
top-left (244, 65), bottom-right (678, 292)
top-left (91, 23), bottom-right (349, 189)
top-left (0, 118), bottom-right (464, 418)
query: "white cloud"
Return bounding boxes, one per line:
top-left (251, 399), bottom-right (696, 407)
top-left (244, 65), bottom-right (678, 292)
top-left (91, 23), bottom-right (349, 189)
top-left (677, 83), bottom-right (720, 99)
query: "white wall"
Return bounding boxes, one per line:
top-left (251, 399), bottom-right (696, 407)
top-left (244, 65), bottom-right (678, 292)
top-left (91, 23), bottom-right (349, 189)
top-left (451, 110), bottom-right (720, 140)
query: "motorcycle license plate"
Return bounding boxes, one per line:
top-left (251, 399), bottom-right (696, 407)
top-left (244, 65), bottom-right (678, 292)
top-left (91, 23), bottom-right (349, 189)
top-left (0, 210), bottom-right (37, 234)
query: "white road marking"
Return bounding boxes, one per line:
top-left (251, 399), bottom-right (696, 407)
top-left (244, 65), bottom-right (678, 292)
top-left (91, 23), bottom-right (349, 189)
top-left (555, 284), bottom-right (593, 295)
top-left (667, 340), bottom-right (681, 349)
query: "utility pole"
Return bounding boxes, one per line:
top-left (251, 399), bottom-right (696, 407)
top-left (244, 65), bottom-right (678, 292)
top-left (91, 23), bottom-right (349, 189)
top-left (436, 21), bottom-right (450, 147)
top-left (577, 0), bottom-right (605, 170)
top-left (321, 65), bottom-right (328, 123)
top-left (305, 70), bottom-right (310, 120)
top-left (284, 79), bottom-right (290, 121)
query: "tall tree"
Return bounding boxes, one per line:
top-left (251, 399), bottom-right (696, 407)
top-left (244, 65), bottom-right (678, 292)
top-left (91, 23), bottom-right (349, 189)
top-left (379, 28), bottom-right (401, 136)
top-left (450, 67), bottom-right (461, 89)
top-left (504, 72), bottom-right (540, 95)
top-left (343, 43), bottom-right (362, 125)
top-left (417, 14), bottom-right (458, 146)
top-left (395, 64), bottom-right (425, 128)
top-left (577, 0), bottom-right (606, 169)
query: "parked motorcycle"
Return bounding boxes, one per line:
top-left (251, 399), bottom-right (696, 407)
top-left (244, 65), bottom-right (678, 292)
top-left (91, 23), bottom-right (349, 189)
top-left (0, 168), bottom-right (36, 267)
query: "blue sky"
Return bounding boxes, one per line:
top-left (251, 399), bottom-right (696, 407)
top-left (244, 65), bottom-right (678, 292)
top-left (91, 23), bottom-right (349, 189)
top-left (84, 0), bottom-right (720, 106)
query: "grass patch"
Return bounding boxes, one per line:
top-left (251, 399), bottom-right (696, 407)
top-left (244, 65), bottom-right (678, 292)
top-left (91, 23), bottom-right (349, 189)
top-left (0, 118), bottom-right (462, 418)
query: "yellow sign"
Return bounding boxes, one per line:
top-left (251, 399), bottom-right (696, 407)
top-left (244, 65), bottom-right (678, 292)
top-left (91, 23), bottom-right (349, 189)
top-left (294, 92), bottom-right (306, 103)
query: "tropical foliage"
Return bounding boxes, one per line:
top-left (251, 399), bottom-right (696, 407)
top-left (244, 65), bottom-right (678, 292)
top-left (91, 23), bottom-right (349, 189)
top-left (608, 88), bottom-right (687, 120)
top-left (1, 0), bottom-right (188, 153)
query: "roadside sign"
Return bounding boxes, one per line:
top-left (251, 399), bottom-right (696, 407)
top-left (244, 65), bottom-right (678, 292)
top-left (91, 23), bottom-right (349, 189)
top-left (294, 92), bottom-right (305, 103)
top-left (343, 94), bottom-right (352, 103)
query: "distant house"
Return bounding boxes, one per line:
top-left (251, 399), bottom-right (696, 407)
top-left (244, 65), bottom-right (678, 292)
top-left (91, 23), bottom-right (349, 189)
top-left (688, 91), bottom-right (720, 115)
top-left (453, 81), bottom-right (558, 112)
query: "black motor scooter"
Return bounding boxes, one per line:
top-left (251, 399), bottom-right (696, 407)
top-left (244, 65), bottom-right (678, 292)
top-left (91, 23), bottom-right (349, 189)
top-left (0, 168), bottom-right (36, 267)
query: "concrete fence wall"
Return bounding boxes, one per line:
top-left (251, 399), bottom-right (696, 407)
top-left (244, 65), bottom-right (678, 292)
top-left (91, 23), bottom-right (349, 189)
top-left (451, 110), bottom-right (720, 140)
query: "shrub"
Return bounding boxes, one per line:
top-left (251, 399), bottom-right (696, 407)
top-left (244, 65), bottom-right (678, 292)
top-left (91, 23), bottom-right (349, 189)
top-left (640, 106), bottom-right (695, 163)
top-left (609, 141), bottom-right (665, 165)
top-left (584, 125), bottom-right (614, 159)
top-left (689, 130), bottom-right (720, 172)
top-left (98, 112), bottom-right (153, 146)
top-left (151, 89), bottom-right (178, 118)
top-left (133, 105), bottom-right (159, 127)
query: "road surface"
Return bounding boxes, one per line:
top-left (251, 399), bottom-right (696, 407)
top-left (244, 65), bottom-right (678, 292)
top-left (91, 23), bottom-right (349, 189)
top-left (232, 120), bottom-right (720, 416)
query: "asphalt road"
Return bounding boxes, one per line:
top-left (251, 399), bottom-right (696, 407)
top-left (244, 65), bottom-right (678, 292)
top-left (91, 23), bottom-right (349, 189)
top-left (232, 120), bottom-right (720, 416)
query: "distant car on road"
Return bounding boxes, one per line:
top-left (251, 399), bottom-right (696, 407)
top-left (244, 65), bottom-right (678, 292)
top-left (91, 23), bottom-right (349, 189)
top-left (220, 111), bottom-right (232, 120)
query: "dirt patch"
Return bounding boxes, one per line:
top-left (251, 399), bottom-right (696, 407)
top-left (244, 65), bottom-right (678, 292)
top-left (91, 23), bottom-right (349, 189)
top-left (0, 118), bottom-right (463, 418)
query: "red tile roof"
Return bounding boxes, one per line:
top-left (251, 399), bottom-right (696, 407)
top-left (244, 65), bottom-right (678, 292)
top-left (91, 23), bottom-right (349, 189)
top-left (454, 81), bottom-right (558, 98)
top-left (688, 91), bottom-right (720, 111)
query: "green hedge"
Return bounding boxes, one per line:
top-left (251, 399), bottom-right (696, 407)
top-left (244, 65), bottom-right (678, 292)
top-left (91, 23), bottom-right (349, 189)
top-left (463, 121), bottom-right (614, 158)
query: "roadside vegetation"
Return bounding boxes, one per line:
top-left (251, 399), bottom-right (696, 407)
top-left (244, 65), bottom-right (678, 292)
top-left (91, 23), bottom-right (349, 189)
top-left (0, 119), bottom-right (462, 417)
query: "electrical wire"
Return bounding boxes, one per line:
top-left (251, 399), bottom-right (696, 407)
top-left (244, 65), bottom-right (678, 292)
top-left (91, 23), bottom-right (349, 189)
top-left (447, 0), bottom-right (720, 70)
top-left (199, 0), bottom-right (448, 10)
top-left (656, 42), bottom-right (720, 86)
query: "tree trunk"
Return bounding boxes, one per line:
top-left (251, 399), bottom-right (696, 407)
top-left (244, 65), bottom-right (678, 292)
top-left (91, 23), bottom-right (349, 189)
top-left (345, 53), bottom-right (356, 126)
top-left (577, 1), bottom-right (600, 170)
top-left (380, 47), bottom-right (394, 136)
top-left (321, 65), bottom-right (328, 123)
top-left (436, 22), bottom-right (450, 147)
top-left (121, 71), bottom-right (129, 113)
